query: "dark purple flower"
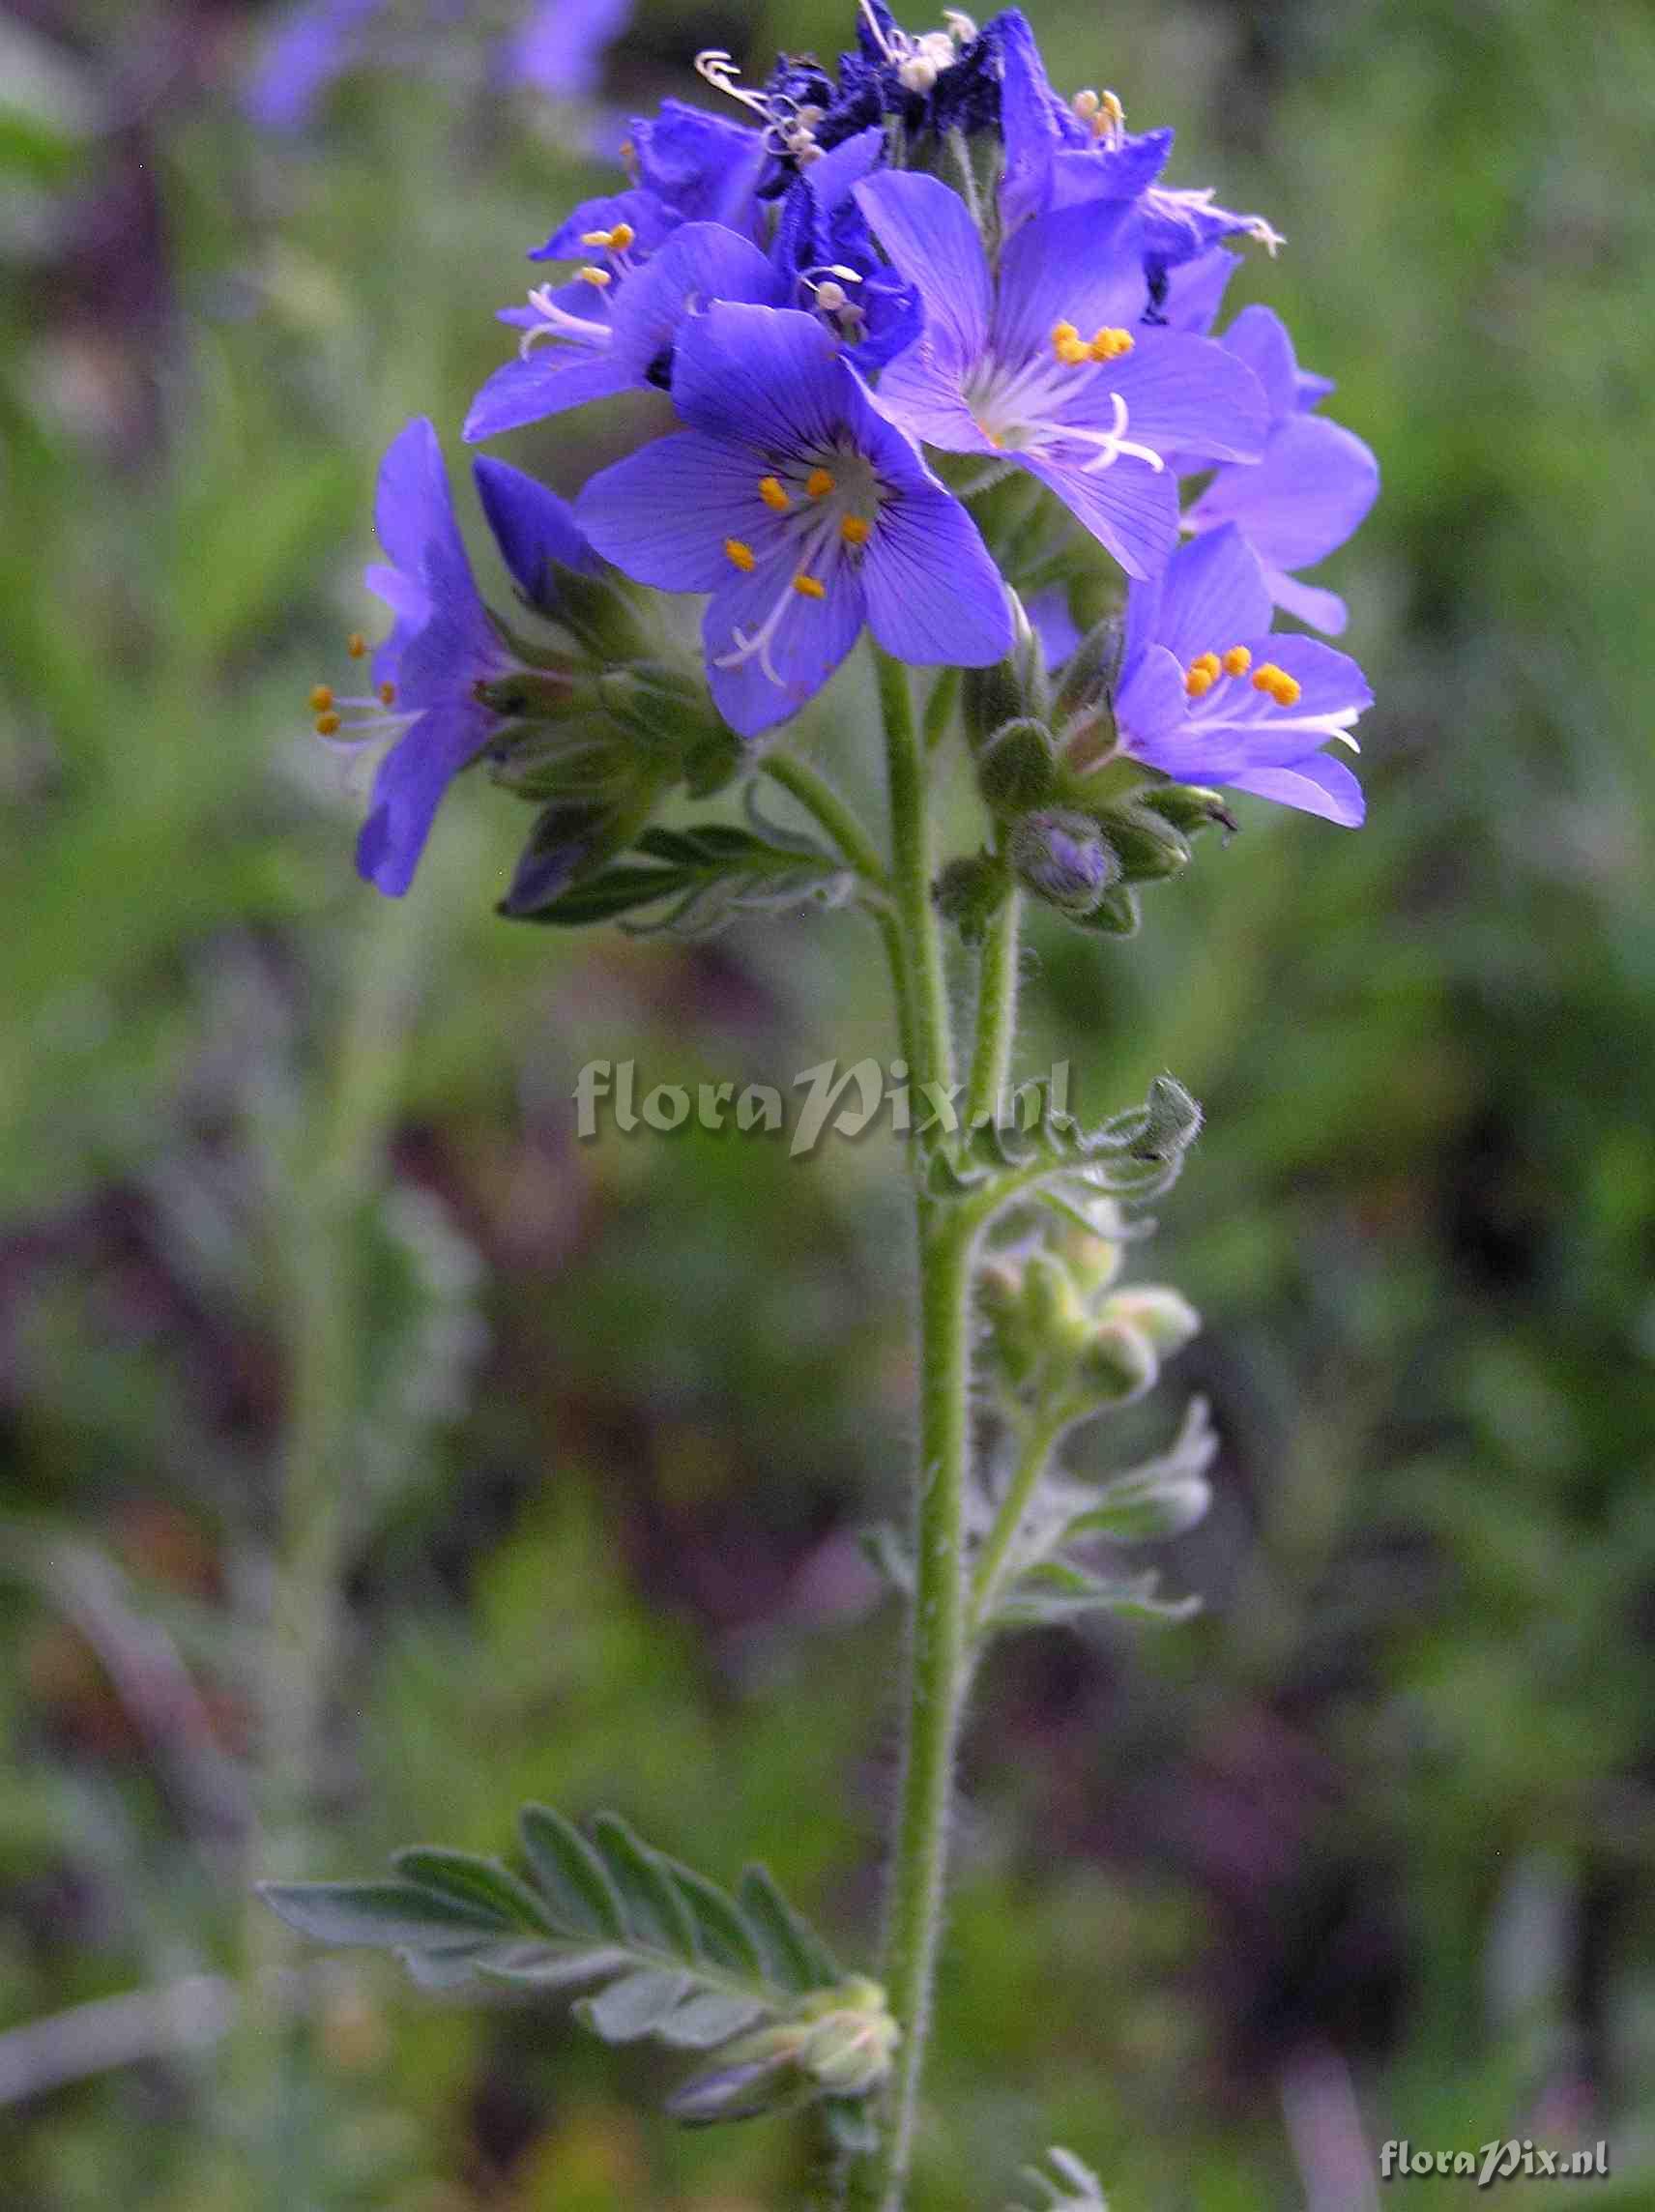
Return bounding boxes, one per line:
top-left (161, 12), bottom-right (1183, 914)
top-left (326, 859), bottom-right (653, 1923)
top-left (1112, 524), bottom-right (1371, 825)
top-left (769, 129), bottom-right (923, 370)
top-left (325, 420), bottom-right (594, 894)
top-left (627, 97), bottom-right (771, 237)
top-left (574, 302), bottom-right (1013, 737)
top-left (856, 169), bottom-right (1267, 578)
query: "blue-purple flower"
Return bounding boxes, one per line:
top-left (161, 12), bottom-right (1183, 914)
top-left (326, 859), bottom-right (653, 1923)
top-left (575, 302), bottom-right (1013, 737)
top-left (466, 210), bottom-right (784, 442)
top-left (856, 170), bottom-right (1268, 578)
top-left (321, 419), bottom-right (595, 895)
top-left (769, 130), bottom-right (923, 370)
top-left (1111, 524), bottom-right (1371, 825)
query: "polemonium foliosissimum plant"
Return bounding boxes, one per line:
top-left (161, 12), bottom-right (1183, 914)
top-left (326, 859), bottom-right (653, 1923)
top-left (266, 7), bottom-right (1378, 2202)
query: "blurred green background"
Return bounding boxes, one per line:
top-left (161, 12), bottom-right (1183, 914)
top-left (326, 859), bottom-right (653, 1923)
top-left (3, 0), bottom-right (1653, 2205)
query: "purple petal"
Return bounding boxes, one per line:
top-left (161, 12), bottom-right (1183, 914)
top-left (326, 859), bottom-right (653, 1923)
top-left (860, 484), bottom-right (1012, 667)
top-left (357, 701), bottom-right (493, 897)
top-left (1045, 131), bottom-right (1176, 216)
top-left (1158, 247), bottom-right (1241, 335)
top-left (1226, 754), bottom-right (1365, 826)
top-left (1022, 450), bottom-right (1179, 580)
top-left (1085, 333), bottom-right (1268, 464)
top-left (853, 171), bottom-right (992, 366)
top-left (668, 304), bottom-right (851, 456)
top-left (703, 565), bottom-right (866, 739)
top-left (533, 189), bottom-right (677, 263)
top-left (628, 100), bottom-right (769, 238)
top-left (610, 221), bottom-right (786, 367)
top-left (1116, 643), bottom-right (1189, 750)
top-left (1217, 304), bottom-right (1298, 422)
top-left (1152, 526), bottom-right (1273, 666)
top-left (1190, 412), bottom-right (1379, 569)
top-left (474, 458), bottom-right (596, 612)
top-left (463, 351), bottom-right (639, 443)
top-left (868, 342), bottom-right (996, 455)
top-left (1265, 568), bottom-right (1349, 635)
top-left (992, 201), bottom-right (1147, 366)
top-left (576, 430), bottom-right (783, 594)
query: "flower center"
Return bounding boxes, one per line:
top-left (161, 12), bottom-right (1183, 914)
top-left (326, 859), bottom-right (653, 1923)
top-left (1181, 646), bottom-right (1302, 707)
top-left (966, 338), bottom-right (1164, 477)
top-left (712, 450), bottom-right (884, 688)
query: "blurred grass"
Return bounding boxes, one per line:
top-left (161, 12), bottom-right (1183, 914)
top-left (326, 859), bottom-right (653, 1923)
top-left (3, 0), bottom-right (1655, 2205)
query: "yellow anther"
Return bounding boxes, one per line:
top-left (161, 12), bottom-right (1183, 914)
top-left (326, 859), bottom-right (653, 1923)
top-left (1089, 327), bottom-right (1134, 362)
top-left (576, 265), bottom-right (613, 288)
top-left (1184, 668), bottom-right (1215, 699)
top-left (1052, 320), bottom-right (1080, 346)
top-left (724, 538), bottom-right (756, 572)
top-left (1051, 319), bottom-right (1091, 365)
top-left (309, 684), bottom-right (334, 713)
top-left (1093, 89), bottom-right (1125, 140)
top-left (1251, 660), bottom-right (1301, 706)
top-left (805, 468), bottom-right (835, 498)
top-left (759, 475), bottom-right (791, 511)
top-left (1072, 89), bottom-right (1101, 121)
top-left (314, 710), bottom-right (341, 736)
top-left (1192, 652), bottom-right (1222, 679)
top-left (1222, 646), bottom-right (1252, 677)
top-left (347, 631), bottom-right (367, 659)
top-left (578, 220), bottom-right (635, 251)
top-left (377, 681), bottom-right (396, 706)
top-left (840, 514), bottom-right (872, 546)
top-left (792, 573), bottom-right (827, 599)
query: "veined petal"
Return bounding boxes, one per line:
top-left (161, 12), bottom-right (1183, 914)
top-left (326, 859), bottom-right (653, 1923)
top-left (991, 201), bottom-right (1146, 366)
top-left (374, 418), bottom-right (471, 604)
top-left (474, 458), bottom-right (596, 613)
top-left (704, 563), bottom-right (866, 739)
top-left (1152, 526), bottom-right (1273, 667)
top-left (463, 352), bottom-right (642, 444)
top-left (1115, 643), bottom-right (1189, 751)
top-left (1023, 449), bottom-right (1179, 580)
top-left (669, 304), bottom-right (852, 457)
top-left (860, 484), bottom-right (1012, 666)
top-left (868, 341), bottom-right (997, 456)
top-left (1069, 334), bottom-right (1267, 464)
top-left (853, 171), bottom-right (992, 365)
top-left (533, 189), bottom-right (677, 263)
top-left (1226, 754), bottom-right (1365, 826)
top-left (610, 221), bottom-right (786, 371)
top-left (357, 701), bottom-right (493, 897)
top-left (1190, 412), bottom-right (1379, 570)
top-left (576, 430), bottom-right (785, 594)
top-left (1159, 247), bottom-right (1241, 335)
top-left (1045, 131), bottom-right (1176, 215)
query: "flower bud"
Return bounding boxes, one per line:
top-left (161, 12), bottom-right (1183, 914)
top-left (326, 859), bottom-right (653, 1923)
top-left (1137, 781), bottom-right (1236, 836)
top-left (1009, 808), bottom-right (1121, 917)
top-left (1075, 1316), bottom-right (1160, 1404)
top-left (1057, 1218), bottom-right (1126, 1297)
top-left (796, 1978), bottom-right (899, 2098)
top-left (963, 590), bottom-right (1049, 754)
top-left (1051, 610), bottom-right (1124, 731)
top-left (1102, 1286), bottom-right (1201, 1358)
top-left (976, 717), bottom-right (1060, 815)
top-left (539, 563), bottom-right (649, 663)
top-left (1023, 1249), bottom-right (1088, 1346)
top-left (934, 853), bottom-right (1010, 946)
top-left (1095, 799), bottom-right (1192, 882)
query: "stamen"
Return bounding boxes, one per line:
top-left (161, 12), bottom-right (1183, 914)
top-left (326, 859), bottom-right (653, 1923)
top-left (792, 574), bottom-right (827, 599)
top-left (857, 0), bottom-right (897, 63)
top-left (519, 283), bottom-right (614, 360)
top-left (1068, 391), bottom-right (1166, 474)
top-left (309, 685), bottom-right (334, 713)
top-left (1089, 327), bottom-right (1133, 362)
top-left (1222, 646), bottom-right (1252, 676)
top-left (1094, 89), bottom-right (1125, 147)
top-left (806, 468), bottom-right (835, 498)
top-left (840, 515), bottom-right (872, 546)
top-left (1191, 653), bottom-right (1221, 679)
top-left (943, 11), bottom-right (977, 43)
top-left (1252, 661), bottom-right (1301, 707)
top-left (1249, 218), bottom-right (1287, 256)
top-left (315, 709), bottom-right (342, 735)
top-left (378, 682), bottom-right (396, 706)
top-left (1051, 321), bottom-right (1091, 366)
top-left (576, 265), bottom-right (613, 289)
top-left (724, 538), bottom-right (757, 572)
top-left (759, 476), bottom-right (791, 511)
top-left (694, 49), bottom-right (774, 121)
top-left (347, 632), bottom-right (367, 659)
top-left (579, 222), bottom-right (634, 251)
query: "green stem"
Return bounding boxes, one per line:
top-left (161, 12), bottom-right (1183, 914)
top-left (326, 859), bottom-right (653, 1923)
top-left (921, 668), bottom-right (961, 753)
top-left (762, 750), bottom-right (889, 888)
top-left (969, 1400), bottom-right (1069, 1635)
top-left (857, 648), bottom-right (980, 2210)
top-left (964, 888), bottom-right (1022, 1131)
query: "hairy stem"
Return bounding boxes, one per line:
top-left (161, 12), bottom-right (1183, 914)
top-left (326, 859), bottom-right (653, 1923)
top-left (970, 1400), bottom-right (1069, 1635)
top-left (857, 647), bottom-right (983, 2209)
top-left (964, 888), bottom-right (1022, 1131)
top-left (762, 749), bottom-right (890, 888)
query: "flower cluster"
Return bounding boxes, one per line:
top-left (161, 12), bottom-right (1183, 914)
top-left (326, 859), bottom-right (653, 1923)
top-left (312, 5), bottom-right (1377, 903)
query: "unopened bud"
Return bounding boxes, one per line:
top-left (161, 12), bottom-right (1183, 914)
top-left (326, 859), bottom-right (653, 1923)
top-left (1023, 1249), bottom-right (1087, 1346)
top-left (963, 591), bottom-right (1049, 753)
top-left (1075, 1317), bottom-right (1159, 1403)
top-left (934, 853), bottom-right (1010, 946)
top-left (1009, 809), bottom-right (1121, 916)
top-left (796, 1977), bottom-right (899, 2098)
top-left (1102, 1286), bottom-right (1201, 1358)
top-left (976, 717), bottom-right (1060, 814)
top-left (1138, 781), bottom-right (1236, 836)
top-left (1095, 800), bottom-right (1192, 882)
